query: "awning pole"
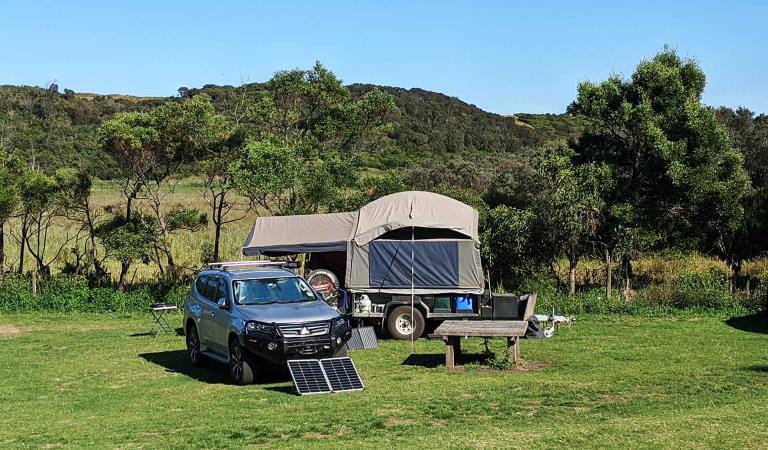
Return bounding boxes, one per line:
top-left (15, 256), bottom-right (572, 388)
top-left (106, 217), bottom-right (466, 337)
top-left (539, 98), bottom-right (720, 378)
top-left (411, 222), bottom-right (415, 354)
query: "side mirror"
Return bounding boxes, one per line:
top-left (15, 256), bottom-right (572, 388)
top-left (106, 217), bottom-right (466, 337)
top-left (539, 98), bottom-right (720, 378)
top-left (217, 298), bottom-right (228, 309)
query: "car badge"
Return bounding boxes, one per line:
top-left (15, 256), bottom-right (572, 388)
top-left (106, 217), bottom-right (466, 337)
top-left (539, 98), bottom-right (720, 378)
top-left (300, 326), bottom-right (310, 335)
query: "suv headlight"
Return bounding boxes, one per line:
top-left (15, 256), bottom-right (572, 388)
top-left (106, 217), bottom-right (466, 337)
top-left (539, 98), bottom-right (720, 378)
top-left (245, 321), bottom-right (276, 335)
top-left (332, 316), bottom-right (349, 333)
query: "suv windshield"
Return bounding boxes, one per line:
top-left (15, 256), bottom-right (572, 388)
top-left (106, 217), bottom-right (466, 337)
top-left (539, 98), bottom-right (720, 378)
top-left (233, 277), bottom-right (317, 305)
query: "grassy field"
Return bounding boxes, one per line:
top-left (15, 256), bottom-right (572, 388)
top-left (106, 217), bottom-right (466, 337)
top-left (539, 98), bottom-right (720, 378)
top-left (5, 178), bottom-right (258, 281)
top-left (1, 313), bottom-right (767, 448)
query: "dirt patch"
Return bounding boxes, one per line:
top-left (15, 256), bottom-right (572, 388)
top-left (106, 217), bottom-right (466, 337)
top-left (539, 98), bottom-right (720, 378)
top-left (473, 359), bottom-right (552, 373)
top-left (432, 420), bottom-right (448, 427)
top-left (520, 360), bottom-right (552, 371)
top-left (386, 417), bottom-right (417, 427)
top-left (599, 394), bottom-right (623, 404)
top-left (0, 324), bottom-right (20, 336)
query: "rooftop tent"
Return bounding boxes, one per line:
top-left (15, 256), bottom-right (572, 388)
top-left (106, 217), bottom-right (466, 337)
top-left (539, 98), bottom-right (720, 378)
top-left (242, 211), bottom-right (356, 256)
top-left (351, 191), bottom-right (479, 245)
top-left (346, 191), bottom-right (484, 295)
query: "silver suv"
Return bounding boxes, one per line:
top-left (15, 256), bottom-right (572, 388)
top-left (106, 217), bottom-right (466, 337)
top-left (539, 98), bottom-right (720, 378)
top-left (183, 262), bottom-right (352, 385)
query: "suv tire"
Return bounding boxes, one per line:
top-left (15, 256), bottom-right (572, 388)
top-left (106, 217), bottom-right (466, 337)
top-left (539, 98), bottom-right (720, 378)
top-left (387, 306), bottom-right (425, 340)
top-left (186, 323), bottom-right (203, 366)
top-left (229, 338), bottom-right (256, 385)
top-left (333, 345), bottom-right (348, 358)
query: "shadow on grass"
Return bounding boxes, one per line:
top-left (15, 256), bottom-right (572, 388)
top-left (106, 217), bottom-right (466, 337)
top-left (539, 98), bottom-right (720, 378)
top-left (139, 350), bottom-right (230, 384)
top-left (744, 365), bottom-right (768, 373)
top-left (139, 350), bottom-right (295, 386)
top-left (262, 385), bottom-right (298, 395)
top-left (725, 313), bottom-right (768, 334)
top-left (401, 353), bottom-right (488, 369)
top-left (128, 328), bottom-right (184, 338)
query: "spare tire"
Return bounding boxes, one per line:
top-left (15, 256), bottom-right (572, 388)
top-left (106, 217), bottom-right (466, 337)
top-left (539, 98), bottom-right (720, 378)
top-left (307, 269), bottom-right (339, 302)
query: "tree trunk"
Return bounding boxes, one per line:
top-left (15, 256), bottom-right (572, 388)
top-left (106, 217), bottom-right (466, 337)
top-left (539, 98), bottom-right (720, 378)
top-left (212, 192), bottom-right (225, 262)
top-left (567, 250), bottom-right (578, 296)
top-left (126, 195), bottom-right (133, 220)
top-left (604, 247), bottom-right (612, 299)
top-left (730, 260), bottom-right (741, 294)
top-left (117, 262), bottom-right (129, 290)
top-left (18, 218), bottom-right (27, 274)
top-left (0, 221), bottom-right (5, 275)
top-left (621, 254), bottom-right (632, 297)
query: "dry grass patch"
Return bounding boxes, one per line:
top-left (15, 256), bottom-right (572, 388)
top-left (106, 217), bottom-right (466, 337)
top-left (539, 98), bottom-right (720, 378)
top-left (0, 324), bottom-right (20, 336)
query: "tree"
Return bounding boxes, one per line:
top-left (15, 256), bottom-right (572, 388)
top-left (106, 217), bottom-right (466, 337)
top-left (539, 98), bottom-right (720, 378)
top-left (569, 48), bottom-right (750, 292)
top-left (534, 146), bottom-right (610, 295)
top-left (54, 169), bottom-right (107, 279)
top-left (245, 62), bottom-right (394, 152)
top-left (0, 148), bottom-right (22, 274)
top-left (98, 94), bottom-right (222, 276)
top-left (95, 216), bottom-right (154, 289)
top-left (481, 205), bottom-right (538, 291)
top-left (200, 126), bottom-right (248, 262)
top-left (716, 107), bottom-right (768, 288)
top-left (15, 168), bottom-right (78, 275)
top-left (232, 141), bottom-right (358, 216)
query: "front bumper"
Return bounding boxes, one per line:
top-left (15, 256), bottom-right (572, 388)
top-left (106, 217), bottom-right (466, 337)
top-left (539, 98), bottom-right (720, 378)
top-left (243, 328), bottom-right (352, 364)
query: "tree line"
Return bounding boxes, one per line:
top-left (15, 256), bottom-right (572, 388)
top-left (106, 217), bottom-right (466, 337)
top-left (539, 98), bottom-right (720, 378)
top-left (0, 51), bottom-right (767, 299)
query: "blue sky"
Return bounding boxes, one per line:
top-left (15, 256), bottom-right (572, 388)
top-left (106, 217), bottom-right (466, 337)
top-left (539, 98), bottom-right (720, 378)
top-left (1, 0), bottom-right (766, 114)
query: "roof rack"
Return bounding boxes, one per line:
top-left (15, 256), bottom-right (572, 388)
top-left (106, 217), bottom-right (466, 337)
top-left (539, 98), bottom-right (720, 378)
top-left (207, 260), bottom-right (300, 271)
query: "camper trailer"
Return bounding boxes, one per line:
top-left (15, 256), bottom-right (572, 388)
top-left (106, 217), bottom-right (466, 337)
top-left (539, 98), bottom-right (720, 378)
top-left (241, 191), bottom-right (487, 339)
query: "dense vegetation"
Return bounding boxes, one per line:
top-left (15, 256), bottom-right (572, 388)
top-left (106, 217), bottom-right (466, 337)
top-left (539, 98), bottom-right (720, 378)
top-left (1, 51), bottom-right (768, 315)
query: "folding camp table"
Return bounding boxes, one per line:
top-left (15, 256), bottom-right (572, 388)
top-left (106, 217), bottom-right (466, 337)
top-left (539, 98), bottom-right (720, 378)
top-left (148, 303), bottom-right (177, 336)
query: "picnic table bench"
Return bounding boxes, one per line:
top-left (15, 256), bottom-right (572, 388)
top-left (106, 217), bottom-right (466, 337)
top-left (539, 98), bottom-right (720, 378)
top-left (429, 320), bottom-right (528, 369)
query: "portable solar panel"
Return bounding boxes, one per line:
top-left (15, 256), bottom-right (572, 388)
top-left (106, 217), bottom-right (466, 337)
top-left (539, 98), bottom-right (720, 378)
top-left (358, 327), bottom-right (378, 349)
top-left (346, 327), bottom-right (379, 350)
top-left (287, 359), bottom-right (331, 395)
top-left (320, 357), bottom-right (364, 393)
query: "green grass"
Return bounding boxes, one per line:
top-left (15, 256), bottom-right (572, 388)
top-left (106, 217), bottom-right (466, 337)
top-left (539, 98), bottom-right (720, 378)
top-left (1, 313), bottom-right (768, 448)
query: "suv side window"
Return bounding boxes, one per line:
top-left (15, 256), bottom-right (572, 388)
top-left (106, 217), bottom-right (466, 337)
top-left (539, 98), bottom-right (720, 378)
top-left (195, 275), bottom-right (208, 298)
top-left (204, 276), bottom-right (220, 302)
top-left (216, 279), bottom-right (228, 304)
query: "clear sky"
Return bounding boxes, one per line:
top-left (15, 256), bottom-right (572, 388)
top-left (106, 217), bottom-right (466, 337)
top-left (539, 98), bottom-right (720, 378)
top-left (2, 0), bottom-right (766, 114)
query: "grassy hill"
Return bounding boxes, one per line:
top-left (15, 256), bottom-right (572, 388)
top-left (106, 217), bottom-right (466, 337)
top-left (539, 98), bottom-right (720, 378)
top-left (0, 82), bottom-right (583, 178)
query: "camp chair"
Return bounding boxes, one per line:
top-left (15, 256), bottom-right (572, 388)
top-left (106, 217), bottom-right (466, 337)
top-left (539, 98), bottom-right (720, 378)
top-left (148, 303), bottom-right (177, 336)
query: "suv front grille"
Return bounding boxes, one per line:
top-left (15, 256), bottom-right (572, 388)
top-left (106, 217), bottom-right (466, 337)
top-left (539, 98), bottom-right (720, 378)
top-left (278, 322), bottom-right (330, 337)
top-left (283, 335), bottom-right (332, 350)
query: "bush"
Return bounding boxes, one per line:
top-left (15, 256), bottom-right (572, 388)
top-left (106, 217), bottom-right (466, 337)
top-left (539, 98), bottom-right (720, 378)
top-left (521, 270), bottom-right (756, 316)
top-left (0, 274), bottom-right (188, 313)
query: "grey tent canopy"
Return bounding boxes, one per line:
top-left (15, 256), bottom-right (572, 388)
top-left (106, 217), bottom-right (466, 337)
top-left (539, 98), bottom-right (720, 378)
top-left (242, 211), bottom-right (356, 256)
top-left (242, 191), bottom-right (484, 294)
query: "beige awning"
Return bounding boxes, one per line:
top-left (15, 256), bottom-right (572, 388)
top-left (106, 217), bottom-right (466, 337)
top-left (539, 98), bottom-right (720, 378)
top-left (242, 211), bottom-right (357, 256)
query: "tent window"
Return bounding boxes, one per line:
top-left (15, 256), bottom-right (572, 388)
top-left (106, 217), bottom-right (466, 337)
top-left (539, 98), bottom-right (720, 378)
top-left (378, 227), bottom-right (469, 240)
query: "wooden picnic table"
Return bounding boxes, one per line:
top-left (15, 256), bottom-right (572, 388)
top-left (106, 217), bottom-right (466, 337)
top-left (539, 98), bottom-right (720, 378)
top-left (429, 320), bottom-right (528, 369)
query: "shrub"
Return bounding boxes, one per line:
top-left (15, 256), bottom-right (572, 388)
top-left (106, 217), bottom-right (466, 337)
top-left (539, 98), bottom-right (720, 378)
top-left (0, 274), bottom-right (188, 313)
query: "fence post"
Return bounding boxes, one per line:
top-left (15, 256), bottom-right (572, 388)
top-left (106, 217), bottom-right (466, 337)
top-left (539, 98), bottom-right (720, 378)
top-left (31, 271), bottom-right (37, 296)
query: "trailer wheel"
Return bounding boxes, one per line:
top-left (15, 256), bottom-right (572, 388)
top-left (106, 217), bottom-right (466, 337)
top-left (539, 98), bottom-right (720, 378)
top-left (387, 306), bottom-right (425, 340)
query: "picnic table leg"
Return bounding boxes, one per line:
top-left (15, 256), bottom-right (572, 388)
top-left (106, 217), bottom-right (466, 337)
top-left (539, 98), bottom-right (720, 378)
top-left (507, 336), bottom-right (520, 364)
top-left (445, 336), bottom-right (461, 368)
